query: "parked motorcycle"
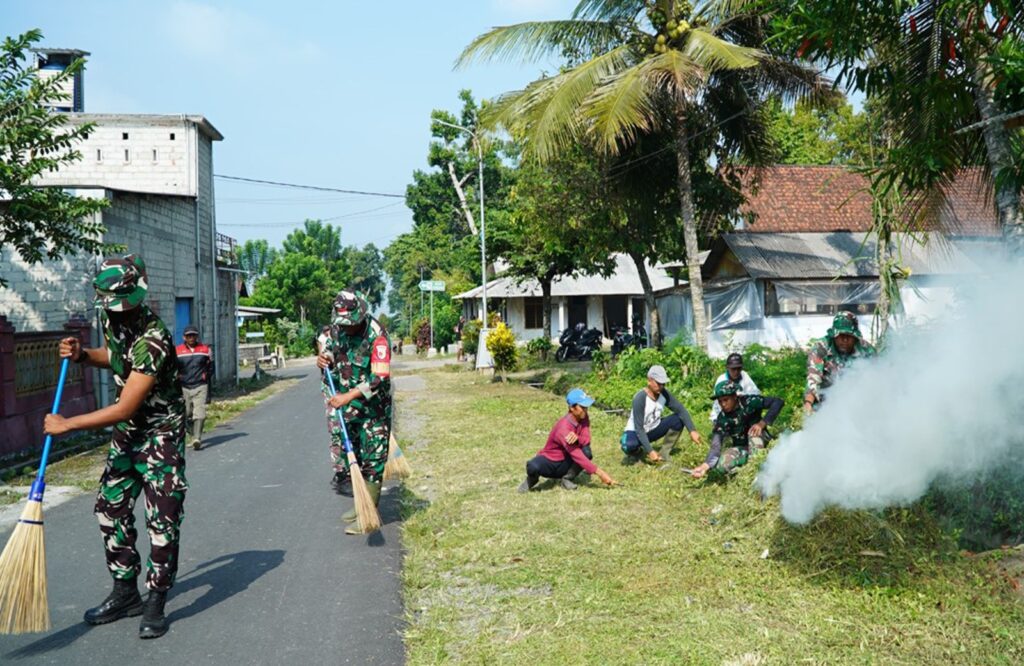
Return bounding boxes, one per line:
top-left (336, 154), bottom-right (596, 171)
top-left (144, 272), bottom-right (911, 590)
top-left (556, 322), bottom-right (604, 362)
top-left (611, 317), bottom-right (648, 356)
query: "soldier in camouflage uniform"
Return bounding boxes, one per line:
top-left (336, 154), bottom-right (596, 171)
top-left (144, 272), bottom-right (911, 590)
top-left (44, 255), bottom-right (185, 639)
top-left (804, 311), bottom-right (876, 414)
top-left (315, 290), bottom-right (392, 535)
top-left (690, 381), bottom-right (783, 479)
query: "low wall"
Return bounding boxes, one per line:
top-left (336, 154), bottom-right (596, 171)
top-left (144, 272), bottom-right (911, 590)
top-left (0, 315), bottom-right (96, 457)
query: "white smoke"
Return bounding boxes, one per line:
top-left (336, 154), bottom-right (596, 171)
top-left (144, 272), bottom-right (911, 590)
top-left (757, 256), bottom-right (1024, 524)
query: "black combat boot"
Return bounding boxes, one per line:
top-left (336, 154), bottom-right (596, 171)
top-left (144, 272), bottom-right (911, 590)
top-left (138, 590), bottom-right (169, 639)
top-left (331, 470), bottom-right (352, 496)
top-left (84, 578), bottom-right (143, 625)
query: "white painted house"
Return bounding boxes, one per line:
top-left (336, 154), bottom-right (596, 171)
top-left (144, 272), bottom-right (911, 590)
top-left (454, 254), bottom-right (676, 341)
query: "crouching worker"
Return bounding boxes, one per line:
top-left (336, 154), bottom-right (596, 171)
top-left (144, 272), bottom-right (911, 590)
top-left (518, 389), bottom-right (617, 492)
top-left (691, 381), bottom-right (783, 479)
top-left (621, 365), bottom-right (701, 464)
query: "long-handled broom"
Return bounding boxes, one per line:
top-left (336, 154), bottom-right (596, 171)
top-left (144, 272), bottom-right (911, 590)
top-left (383, 433), bottom-right (412, 481)
top-left (0, 357), bottom-right (71, 634)
top-left (324, 370), bottom-right (381, 533)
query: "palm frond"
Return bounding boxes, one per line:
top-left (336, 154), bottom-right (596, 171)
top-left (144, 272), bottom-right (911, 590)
top-left (486, 45), bottom-right (637, 160)
top-left (571, 0), bottom-right (644, 22)
top-left (683, 27), bottom-right (761, 72)
top-left (584, 63), bottom-right (661, 153)
top-left (638, 49), bottom-right (706, 99)
top-left (456, 20), bottom-right (623, 68)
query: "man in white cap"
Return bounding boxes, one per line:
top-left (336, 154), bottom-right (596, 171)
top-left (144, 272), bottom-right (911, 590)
top-left (620, 365), bottom-right (701, 463)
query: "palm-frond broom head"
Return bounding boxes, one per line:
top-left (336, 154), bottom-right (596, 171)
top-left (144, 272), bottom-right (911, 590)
top-left (324, 368), bottom-right (381, 533)
top-left (0, 357), bottom-right (71, 632)
top-left (0, 486), bottom-right (50, 634)
top-left (383, 433), bottom-right (412, 480)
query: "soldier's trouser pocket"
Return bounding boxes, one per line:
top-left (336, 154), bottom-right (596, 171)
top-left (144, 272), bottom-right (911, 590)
top-left (95, 427), bottom-right (187, 591)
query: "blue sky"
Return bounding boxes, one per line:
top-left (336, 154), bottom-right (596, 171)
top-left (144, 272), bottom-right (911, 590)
top-left (4, 0), bottom-right (578, 249)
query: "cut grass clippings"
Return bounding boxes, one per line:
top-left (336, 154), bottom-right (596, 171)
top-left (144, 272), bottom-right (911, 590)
top-left (398, 369), bottom-right (1024, 665)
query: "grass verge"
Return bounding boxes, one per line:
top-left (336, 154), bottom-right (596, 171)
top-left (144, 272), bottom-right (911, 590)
top-left (398, 369), bottom-right (1024, 665)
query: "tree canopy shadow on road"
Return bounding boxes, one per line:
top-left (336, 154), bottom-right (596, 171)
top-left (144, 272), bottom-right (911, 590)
top-left (167, 549), bottom-right (285, 622)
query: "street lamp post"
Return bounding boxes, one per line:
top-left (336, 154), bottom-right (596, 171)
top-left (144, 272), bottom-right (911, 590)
top-left (432, 119), bottom-right (487, 327)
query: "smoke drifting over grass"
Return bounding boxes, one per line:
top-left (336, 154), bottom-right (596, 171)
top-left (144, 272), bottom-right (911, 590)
top-left (757, 258), bottom-right (1024, 524)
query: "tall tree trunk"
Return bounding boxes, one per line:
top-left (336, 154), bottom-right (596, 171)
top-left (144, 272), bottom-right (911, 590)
top-left (541, 269), bottom-right (555, 343)
top-left (874, 232), bottom-right (892, 343)
top-left (971, 59), bottom-right (1024, 251)
top-left (673, 101), bottom-right (709, 350)
top-left (447, 162), bottom-right (479, 236)
top-left (630, 251), bottom-right (662, 349)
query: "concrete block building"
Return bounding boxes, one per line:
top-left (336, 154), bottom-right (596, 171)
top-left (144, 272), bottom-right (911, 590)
top-left (0, 50), bottom-right (238, 432)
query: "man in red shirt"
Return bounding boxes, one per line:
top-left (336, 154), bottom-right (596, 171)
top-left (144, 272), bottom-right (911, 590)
top-left (518, 388), bottom-right (617, 492)
top-left (175, 325), bottom-right (213, 450)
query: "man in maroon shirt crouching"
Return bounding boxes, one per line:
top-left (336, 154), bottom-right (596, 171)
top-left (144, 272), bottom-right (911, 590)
top-left (518, 388), bottom-right (618, 492)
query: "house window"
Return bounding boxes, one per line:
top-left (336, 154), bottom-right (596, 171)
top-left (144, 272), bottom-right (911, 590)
top-left (152, 149), bottom-right (158, 162)
top-left (123, 148), bottom-right (130, 163)
top-left (524, 298), bottom-right (544, 329)
top-left (122, 132), bottom-right (129, 140)
top-left (764, 280), bottom-right (879, 317)
top-left (96, 148), bottom-right (102, 162)
top-left (170, 133), bottom-right (176, 140)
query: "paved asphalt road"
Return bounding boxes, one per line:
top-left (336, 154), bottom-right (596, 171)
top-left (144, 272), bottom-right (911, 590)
top-left (0, 360), bottom-right (405, 664)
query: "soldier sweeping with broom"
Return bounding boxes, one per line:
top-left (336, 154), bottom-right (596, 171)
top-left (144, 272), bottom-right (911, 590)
top-left (317, 290), bottom-right (392, 535)
top-left (42, 255), bottom-right (187, 639)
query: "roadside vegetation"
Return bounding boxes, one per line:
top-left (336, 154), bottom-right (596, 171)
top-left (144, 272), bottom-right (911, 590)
top-left (398, 368), bottom-right (1024, 664)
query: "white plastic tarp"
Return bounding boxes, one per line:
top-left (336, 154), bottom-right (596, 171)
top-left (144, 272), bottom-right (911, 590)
top-left (705, 279), bottom-right (763, 330)
top-left (772, 280), bottom-right (881, 313)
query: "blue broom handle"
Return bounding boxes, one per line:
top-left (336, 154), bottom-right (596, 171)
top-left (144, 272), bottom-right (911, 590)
top-left (29, 356), bottom-right (71, 501)
top-left (323, 369), bottom-right (356, 457)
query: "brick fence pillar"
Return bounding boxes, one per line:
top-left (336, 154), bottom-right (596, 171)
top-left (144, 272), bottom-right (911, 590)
top-left (0, 315), bottom-right (15, 418)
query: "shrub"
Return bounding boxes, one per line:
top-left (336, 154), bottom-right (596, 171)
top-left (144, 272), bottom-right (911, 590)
top-left (414, 318), bottom-right (431, 355)
top-left (486, 323), bottom-right (518, 378)
top-left (525, 336), bottom-right (553, 361)
top-left (462, 319), bottom-right (483, 356)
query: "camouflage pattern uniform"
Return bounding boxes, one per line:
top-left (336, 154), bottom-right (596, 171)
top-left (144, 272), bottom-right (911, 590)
top-left (706, 381), bottom-right (783, 475)
top-left (806, 311), bottom-right (877, 404)
top-left (93, 256), bottom-right (187, 592)
top-left (322, 291), bottom-right (392, 484)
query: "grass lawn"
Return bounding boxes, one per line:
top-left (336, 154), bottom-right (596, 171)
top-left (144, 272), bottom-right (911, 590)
top-left (397, 369), bottom-right (1024, 665)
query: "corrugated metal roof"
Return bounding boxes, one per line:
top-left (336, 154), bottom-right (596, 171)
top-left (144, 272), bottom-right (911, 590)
top-left (721, 232), bottom-right (980, 279)
top-left (455, 254), bottom-right (675, 299)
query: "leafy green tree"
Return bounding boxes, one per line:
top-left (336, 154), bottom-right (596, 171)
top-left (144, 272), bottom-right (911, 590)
top-left (238, 238), bottom-right (277, 292)
top-left (771, 0), bottom-right (1024, 246)
top-left (343, 243), bottom-right (385, 308)
top-left (0, 29), bottom-right (112, 287)
top-left (248, 252), bottom-right (331, 323)
top-left (764, 96), bottom-right (876, 166)
top-left (492, 145), bottom-right (616, 340)
top-left (385, 91), bottom-right (516, 332)
top-left (459, 0), bottom-right (827, 349)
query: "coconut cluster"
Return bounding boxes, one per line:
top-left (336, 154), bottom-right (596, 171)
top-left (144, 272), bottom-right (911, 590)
top-left (646, 2), bottom-right (693, 54)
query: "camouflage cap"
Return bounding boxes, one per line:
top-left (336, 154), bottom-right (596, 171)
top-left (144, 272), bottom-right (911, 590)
top-left (712, 379), bottom-right (740, 399)
top-left (93, 254), bottom-right (148, 312)
top-left (332, 290), bottom-right (369, 326)
top-left (830, 311), bottom-right (861, 338)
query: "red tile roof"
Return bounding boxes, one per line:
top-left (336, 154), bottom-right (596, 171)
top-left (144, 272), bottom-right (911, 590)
top-left (736, 166), bottom-right (1000, 236)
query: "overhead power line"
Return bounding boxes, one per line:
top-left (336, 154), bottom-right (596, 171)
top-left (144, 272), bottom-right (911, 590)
top-left (214, 174), bottom-right (405, 198)
top-left (218, 202), bottom-right (406, 228)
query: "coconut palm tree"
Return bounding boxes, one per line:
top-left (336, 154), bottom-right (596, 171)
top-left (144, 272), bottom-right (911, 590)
top-left (458, 0), bottom-right (828, 349)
